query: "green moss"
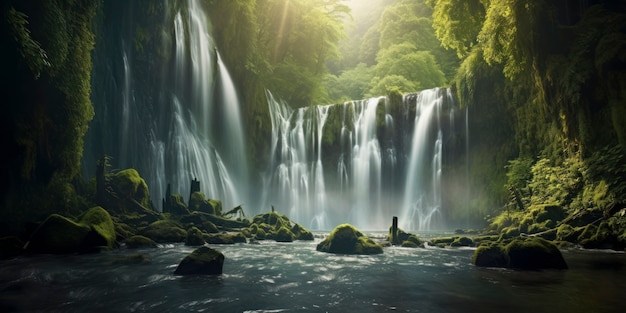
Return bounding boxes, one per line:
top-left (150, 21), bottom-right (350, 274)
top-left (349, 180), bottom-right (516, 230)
top-left (168, 194), bottom-right (190, 215)
top-left (185, 226), bottom-right (206, 246)
top-left (139, 220), bottom-right (187, 243)
top-left (203, 232), bottom-right (246, 244)
top-left (79, 206), bottom-right (116, 248)
top-left (25, 214), bottom-right (91, 254)
top-left (450, 236), bottom-right (474, 247)
top-left (291, 223), bottom-right (314, 240)
top-left (504, 237), bottom-right (568, 269)
top-left (111, 169), bottom-right (151, 208)
top-left (472, 242), bottom-right (507, 268)
top-left (316, 224), bottom-right (383, 255)
top-left (124, 235), bottom-right (157, 249)
top-left (274, 226), bottom-right (295, 242)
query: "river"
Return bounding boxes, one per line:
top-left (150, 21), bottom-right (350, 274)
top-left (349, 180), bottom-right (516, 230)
top-left (1, 233), bottom-right (624, 312)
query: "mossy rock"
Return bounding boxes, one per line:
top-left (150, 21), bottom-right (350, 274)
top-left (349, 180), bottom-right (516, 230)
top-left (125, 235), bottom-right (157, 249)
top-left (473, 242), bottom-right (507, 268)
top-left (555, 224), bottom-right (582, 243)
top-left (316, 224), bottom-right (383, 255)
top-left (252, 212), bottom-right (292, 229)
top-left (505, 237), bottom-right (567, 269)
top-left (255, 228), bottom-right (267, 240)
top-left (174, 246), bottom-right (224, 275)
top-left (241, 228), bottom-right (253, 238)
top-left (25, 214), bottom-right (91, 254)
top-left (530, 204), bottom-right (565, 224)
top-left (139, 220), bottom-right (187, 243)
top-left (203, 232), bottom-right (246, 244)
top-left (185, 227), bottom-right (206, 246)
top-left (110, 169), bottom-right (151, 208)
top-left (499, 226), bottom-right (520, 239)
top-left (450, 236), bottom-right (474, 247)
top-left (274, 226), bottom-right (295, 242)
top-left (291, 223), bottom-right (314, 240)
top-left (429, 237), bottom-right (456, 246)
top-left (168, 194), bottom-right (190, 216)
top-left (115, 222), bottom-right (136, 241)
top-left (116, 212), bottom-right (159, 229)
top-left (202, 220), bottom-right (220, 233)
top-left (79, 206), bottom-right (116, 248)
top-left (473, 237), bottom-right (567, 270)
top-left (189, 192), bottom-right (212, 214)
top-left (0, 236), bottom-right (24, 259)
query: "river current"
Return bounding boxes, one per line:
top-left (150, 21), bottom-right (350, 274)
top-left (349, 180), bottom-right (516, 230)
top-left (1, 233), bottom-right (624, 312)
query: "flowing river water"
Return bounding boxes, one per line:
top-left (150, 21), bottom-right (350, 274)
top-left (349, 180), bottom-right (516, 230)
top-left (1, 233), bottom-right (624, 312)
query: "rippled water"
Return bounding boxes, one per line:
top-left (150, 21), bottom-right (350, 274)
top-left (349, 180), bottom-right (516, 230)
top-left (1, 234), bottom-right (624, 312)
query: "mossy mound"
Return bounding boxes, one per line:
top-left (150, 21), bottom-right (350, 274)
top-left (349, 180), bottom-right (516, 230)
top-left (125, 235), bottom-right (157, 249)
top-left (78, 206), bottom-right (116, 248)
top-left (185, 227), bottom-right (206, 246)
top-left (401, 235), bottom-right (424, 248)
top-left (179, 211), bottom-right (249, 230)
top-left (167, 194), bottom-right (190, 216)
top-left (188, 192), bottom-right (221, 215)
top-left (388, 226), bottom-right (424, 248)
top-left (316, 224), bottom-right (383, 255)
top-left (174, 246), bottom-right (224, 275)
top-left (25, 214), bottom-right (91, 254)
top-left (139, 220), bottom-right (187, 243)
top-left (579, 217), bottom-right (626, 250)
top-left (450, 236), bottom-right (474, 247)
top-left (110, 169), bottom-right (151, 209)
top-left (247, 211), bottom-right (314, 242)
top-left (203, 232), bottom-right (247, 244)
top-left (473, 237), bottom-right (568, 270)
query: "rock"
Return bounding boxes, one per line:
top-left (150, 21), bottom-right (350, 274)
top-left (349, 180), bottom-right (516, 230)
top-left (389, 227), bottom-right (423, 248)
top-left (174, 246), bottom-right (224, 275)
top-left (78, 206), bottom-right (117, 249)
top-left (401, 235), bottom-right (424, 248)
top-left (185, 227), bottom-right (206, 246)
top-left (167, 194), bottom-right (190, 216)
top-left (450, 236), bottom-right (474, 247)
top-left (139, 220), bottom-right (187, 243)
top-left (291, 223), bottom-right (314, 240)
top-left (473, 237), bottom-right (567, 270)
top-left (274, 226), bottom-right (295, 242)
top-left (188, 192), bottom-right (220, 215)
top-left (316, 224), bottom-right (383, 255)
top-left (25, 214), bottom-right (91, 254)
top-left (125, 235), bottom-right (157, 249)
top-left (110, 168), bottom-right (151, 209)
top-left (203, 232), bottom-right (246, 244)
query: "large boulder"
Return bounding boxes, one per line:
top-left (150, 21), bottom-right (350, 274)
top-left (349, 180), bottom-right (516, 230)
top-left (188, 192), bottom-right (221, 215)
top-left (473, 237), bottom-right (568, 270)
top-left (174, 246), bottom-right (224, 275)
top-left (25, 214), bottom-right (91, 254)
top-left (139, 220), bottom-right (187, 243)
top-left (316, 224), bottom-right (383, 255)
top-left (78, 206), bottom-right (117, 249)
top-left (185, 227), bottom-right (206, 246)
top-left (110, 169), bottom-right (151, 209)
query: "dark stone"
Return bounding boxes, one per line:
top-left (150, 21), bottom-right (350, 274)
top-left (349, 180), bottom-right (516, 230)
top-left (125, 235), bottom-right (157, 249)
top-left (174, 246), bottom-right (224, 275)
top-left (473, 237), bottom-right (567, 270)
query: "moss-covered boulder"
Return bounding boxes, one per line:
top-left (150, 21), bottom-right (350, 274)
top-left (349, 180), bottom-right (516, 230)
top-left (188, 192), bottom-right (221, 215)
top-left (316, 224), bottom-right (383, 255)
top-left (125, 235), bottom-right (157, 249)
top-left (185, 227), bottom-right (206, 246)
top-left (174, 246), bottom-right (224, 275)
top-left (78, 206), bottom-right (116, 249)
top-left (139, 220), bottom-right (187, 243)
top-left (401, 235), bottom-right (424, 248)
top-left (167, 194), bottom-right (190, 216)
top-left (473, 237), bottom-right (567, 270)
top-left (25, 214), bottom-right (91, 254)
top-left (450, 236), bottom-right (474, 247)
top-left (291, 223), bottom-right (314, 240)
top-left (203, 232), bottom-right (246, 244)
top-left (274, 226), bottom-right (295, 242)
top-left (110, 169), bottom-right (151, 209)
top-left (179, 211), bottom-right (249, 229)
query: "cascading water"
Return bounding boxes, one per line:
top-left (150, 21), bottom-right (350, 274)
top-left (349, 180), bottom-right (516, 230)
top-left (84, 1), bottom-right (248, 211)
top-left (264, 88), bottom-right (457, 231)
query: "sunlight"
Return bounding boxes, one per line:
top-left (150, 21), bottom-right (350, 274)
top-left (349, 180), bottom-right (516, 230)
top-left (274, 0), bottom-right (291, 61)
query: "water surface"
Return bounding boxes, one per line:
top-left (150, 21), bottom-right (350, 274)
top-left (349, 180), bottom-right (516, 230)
top-left (1, 234), bottom-right (624, 312)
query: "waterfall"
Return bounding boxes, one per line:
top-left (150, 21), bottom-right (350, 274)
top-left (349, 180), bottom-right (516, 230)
top-left (264, 88), bottom-right (457, 231)
top-left (84, 1), bottom-right (248, 211)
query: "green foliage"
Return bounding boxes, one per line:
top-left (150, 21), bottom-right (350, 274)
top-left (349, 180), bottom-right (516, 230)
top-left (5, 7), bottom-right (50, 79)
top-left (427, 0), bottom-right (486, 58)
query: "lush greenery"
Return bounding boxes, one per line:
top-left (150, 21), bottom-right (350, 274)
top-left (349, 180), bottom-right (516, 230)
top-left (1, 0), bottom-right (100, 234)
